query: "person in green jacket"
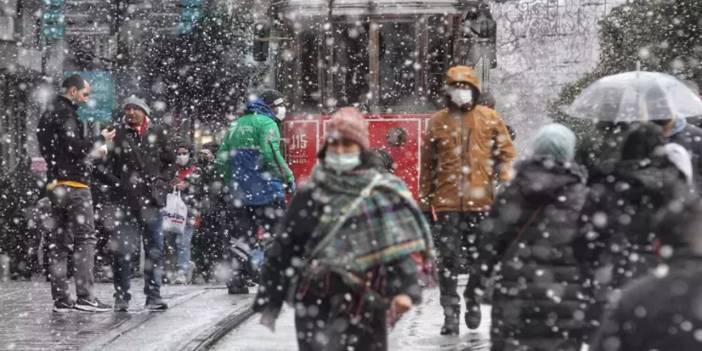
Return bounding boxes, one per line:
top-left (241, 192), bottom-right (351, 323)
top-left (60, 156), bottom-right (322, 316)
top-left (216, 89), bottom-right (294, 294)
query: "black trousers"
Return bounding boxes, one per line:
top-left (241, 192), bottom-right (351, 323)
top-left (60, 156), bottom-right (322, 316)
top-left (47, 187), bottom-right (98, 303)
top-left (432, 211), bottom-right (486, 317)
top-left (225, 200), bottom-right (285, 288)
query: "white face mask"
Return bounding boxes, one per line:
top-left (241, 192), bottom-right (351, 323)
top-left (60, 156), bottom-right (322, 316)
top-left (176, 155), bottom-right (190, 166)
top-left (448, 87), bottom-right (474, 107)
top-left (276, 106), bottom-right (287, 121)
top-left (325, 151), bottom-right (361, 173)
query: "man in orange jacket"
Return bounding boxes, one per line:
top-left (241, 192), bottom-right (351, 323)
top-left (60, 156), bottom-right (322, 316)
top-left (420, 66), bottom-right (516, 335)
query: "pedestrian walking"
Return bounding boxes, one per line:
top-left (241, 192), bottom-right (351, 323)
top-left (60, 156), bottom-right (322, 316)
top-left (216, 89), bottom-right (295, 294)
top-left (253, 107), bottom-right (436, 351)
top-left (591, 197), bottom-right (702, 351)
top-left (573, 123), bottom-right (689, 334)
top-left (36, 74), bottom-right (114, 312)
top-left (481, 124), bottom-right (589, 351)
top-left (167, 144), bottom-right (202, 284)
top-left (419, 65), bottom-right (516, 335)
top-left (191, 142), bottom-right (225, 282)
top-left (653, 117), bottom-right (702, 191)
top-left (106, 96), bottom-right (176, 311)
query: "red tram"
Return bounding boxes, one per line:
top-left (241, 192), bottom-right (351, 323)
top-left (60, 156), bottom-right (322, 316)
top-left (258, 0), bottom-right (498, 198)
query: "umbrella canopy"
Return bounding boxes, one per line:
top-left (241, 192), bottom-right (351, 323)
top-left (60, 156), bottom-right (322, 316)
top-left (565, 71), bottom-right (702, 122)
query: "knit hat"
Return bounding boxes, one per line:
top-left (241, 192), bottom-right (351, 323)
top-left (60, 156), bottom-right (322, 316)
top-left (123, 96), bottom-right (151, 116)
top-left (325, 107), bottom-right (369, 149)
top-left (532, 123), bottom-right (576, 162)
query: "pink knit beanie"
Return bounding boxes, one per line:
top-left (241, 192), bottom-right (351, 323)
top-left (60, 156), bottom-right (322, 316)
top-left (325, 107), bottom-right (369, 149)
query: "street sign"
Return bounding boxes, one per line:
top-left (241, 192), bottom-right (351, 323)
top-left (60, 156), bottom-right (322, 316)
top-left (64, 71), bottom-right (115, 123)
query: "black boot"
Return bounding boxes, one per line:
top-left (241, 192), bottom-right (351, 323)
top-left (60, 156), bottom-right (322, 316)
top-left (464, 302), bottom-right (482, 329)
top-left (227, 278), bottom-right (249, 294)
top-left (440, 306), bottom-right (460, 335)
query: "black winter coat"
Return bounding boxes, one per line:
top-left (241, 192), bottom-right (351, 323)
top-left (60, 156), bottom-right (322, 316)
top-left (107, 123), bottom-right (176, 211)
top-left (592, 256), bottom-right (702, 351)
top-left (481, 158), bottom-right (589, 351)
top-left (669, 123), bottom-right (702, 192)
top-left (37, 96), bottom-right (100, 185)
top-left (573, 157), bottom-right (687, 289)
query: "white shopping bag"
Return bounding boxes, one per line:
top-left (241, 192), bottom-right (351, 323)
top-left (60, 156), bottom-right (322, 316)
top-left (161, 190), bottom-right (188, 234)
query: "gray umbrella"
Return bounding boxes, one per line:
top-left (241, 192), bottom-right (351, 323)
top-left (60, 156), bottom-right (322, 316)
top-left (564, 71), bottom-right (702, 122)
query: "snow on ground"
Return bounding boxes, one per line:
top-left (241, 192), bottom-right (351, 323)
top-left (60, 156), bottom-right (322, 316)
top-left (213, 278), bottom-right (491, 350)
top-left (388, 288), bottom-right (491, 351)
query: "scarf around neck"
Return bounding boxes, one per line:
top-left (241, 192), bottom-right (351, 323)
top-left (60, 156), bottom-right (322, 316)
top-left (306, 166), bottom-right (436, 288)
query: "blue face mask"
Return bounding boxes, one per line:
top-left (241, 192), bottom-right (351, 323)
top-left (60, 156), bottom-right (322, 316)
top-left (325, 151), bottom-right (361, 173)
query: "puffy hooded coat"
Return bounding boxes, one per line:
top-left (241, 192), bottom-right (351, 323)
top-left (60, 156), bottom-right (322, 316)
top-left (420, 66), bottom-right (516, 212)
top-left (481, 158), bottom-right (589, 351)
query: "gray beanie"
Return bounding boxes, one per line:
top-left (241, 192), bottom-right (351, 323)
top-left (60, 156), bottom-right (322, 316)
top-left (123, 96), bottom-right (151, 116)
top-left (532, 123), bottom-right (576, 162)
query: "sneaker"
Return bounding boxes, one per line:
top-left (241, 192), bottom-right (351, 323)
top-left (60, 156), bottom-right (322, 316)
top-left (145, 298), bottom-right (168, 311)
top-left (114, 298), bottom-right (129, 312)
top-left (173, 272), bottom-right (188, 285)
top-left (464, 303), bottom-right (482, 330)
top-left (74, 297), bottom-right (112, 312)
top-left (52, 300), bottom-right (74, 313)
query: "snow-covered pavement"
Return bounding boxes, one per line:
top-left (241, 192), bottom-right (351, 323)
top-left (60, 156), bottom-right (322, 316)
top-left (212, 282), bottom-right (491, 350)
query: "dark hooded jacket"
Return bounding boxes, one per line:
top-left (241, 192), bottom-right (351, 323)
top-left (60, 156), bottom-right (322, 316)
top-left (574, 125), bottom-right (688, 288)
top-left (592, 197), bottom-right (702, 351)
top-left (592, 257), bottom-right (702, 351)
top-left (573, 124), bottom-right (688, 338)
top-left (481, 158), bottom-right (589, 350)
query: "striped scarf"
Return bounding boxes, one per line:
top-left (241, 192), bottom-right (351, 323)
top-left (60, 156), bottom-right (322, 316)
top-left (306, 166), bottom-right (436, 288)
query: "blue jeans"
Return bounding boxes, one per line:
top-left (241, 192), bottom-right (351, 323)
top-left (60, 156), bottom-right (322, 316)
top-left (176, 224), bottom-right (194, 273)
top-left (111, 207), bottom-right (164, 301)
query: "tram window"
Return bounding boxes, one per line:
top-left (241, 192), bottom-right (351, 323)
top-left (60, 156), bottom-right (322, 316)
top-left (427, 15), bottom-right (453, 107)
top-left (299, 31), bottom-right (321, 107)
top-left (276, 39), bottom-right (296, 106)
top-left (378, 22), bottom-right (418, 107)
top-left (331, 22), bottom-right (370, 107)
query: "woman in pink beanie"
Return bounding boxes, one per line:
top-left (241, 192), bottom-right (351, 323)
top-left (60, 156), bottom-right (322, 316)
top-left (254, 107), bottom-right (436, 351)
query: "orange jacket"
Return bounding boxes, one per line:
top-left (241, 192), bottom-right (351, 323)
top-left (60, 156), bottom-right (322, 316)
top-left (420, 105), bottom-right (516, 213)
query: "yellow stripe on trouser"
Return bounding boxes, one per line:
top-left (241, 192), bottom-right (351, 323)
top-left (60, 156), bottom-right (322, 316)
top-left (47, 180), bottom-right (89, 190)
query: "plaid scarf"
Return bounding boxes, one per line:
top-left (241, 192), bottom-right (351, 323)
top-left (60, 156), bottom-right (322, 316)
top-left (306, 166), bottom-right (436, 288)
